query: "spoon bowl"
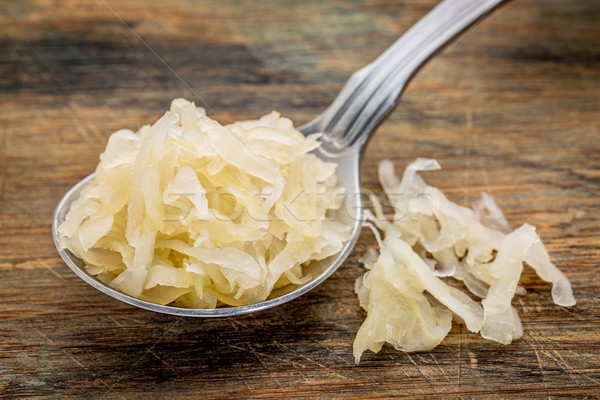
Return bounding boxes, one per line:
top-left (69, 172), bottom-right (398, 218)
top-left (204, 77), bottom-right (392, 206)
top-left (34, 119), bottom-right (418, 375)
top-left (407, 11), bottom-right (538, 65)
top-left (53, 0), bottom-right (506, 316)
top-left (52, 147), bottom-right (362, 317)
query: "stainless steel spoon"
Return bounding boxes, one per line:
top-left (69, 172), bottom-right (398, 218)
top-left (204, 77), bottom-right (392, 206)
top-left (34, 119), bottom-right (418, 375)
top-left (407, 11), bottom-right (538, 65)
top-left (53, 0), bottom-right (507, 317)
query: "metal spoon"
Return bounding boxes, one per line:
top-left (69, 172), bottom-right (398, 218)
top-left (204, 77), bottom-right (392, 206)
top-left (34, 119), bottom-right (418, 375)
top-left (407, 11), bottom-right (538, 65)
top-left (53, 0), bottom-right (507, 317)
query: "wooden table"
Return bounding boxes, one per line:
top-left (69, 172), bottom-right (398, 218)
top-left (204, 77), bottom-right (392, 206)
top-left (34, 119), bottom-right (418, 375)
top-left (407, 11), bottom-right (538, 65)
top-left (1, 0), bottom-right (599, 398)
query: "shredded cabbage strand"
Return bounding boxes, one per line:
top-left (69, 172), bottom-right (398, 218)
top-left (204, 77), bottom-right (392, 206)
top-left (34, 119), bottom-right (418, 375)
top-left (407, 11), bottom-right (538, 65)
top-left (59, 99), bottom-right (351, 308)
top-left (354, 158), bottom-right (575, 363)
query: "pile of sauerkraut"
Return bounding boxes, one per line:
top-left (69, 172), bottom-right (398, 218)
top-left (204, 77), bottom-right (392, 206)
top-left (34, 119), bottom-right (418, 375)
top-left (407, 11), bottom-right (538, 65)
top-left (353, 158), bottom-right (576, 363)
top-left (58, 99), bottom-right (351, 308)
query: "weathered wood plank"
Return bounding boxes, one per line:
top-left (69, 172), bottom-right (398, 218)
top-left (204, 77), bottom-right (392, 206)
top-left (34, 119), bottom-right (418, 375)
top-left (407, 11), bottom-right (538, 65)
top-left (1, 0), bottom-right (599, 398)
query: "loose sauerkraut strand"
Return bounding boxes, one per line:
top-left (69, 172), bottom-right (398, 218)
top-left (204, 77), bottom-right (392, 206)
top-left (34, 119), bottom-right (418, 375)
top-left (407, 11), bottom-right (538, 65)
top-left (354, 158), bottom-right (575, 363)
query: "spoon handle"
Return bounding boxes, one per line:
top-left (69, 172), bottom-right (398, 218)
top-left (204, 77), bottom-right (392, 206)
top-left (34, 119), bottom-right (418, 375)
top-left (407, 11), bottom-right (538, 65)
top-left (301, 0), bottom-right (508, 152)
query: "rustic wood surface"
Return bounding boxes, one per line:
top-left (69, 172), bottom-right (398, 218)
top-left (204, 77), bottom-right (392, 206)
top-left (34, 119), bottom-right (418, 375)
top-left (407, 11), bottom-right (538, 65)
top-left (1, 0), bottom-right (599, 398)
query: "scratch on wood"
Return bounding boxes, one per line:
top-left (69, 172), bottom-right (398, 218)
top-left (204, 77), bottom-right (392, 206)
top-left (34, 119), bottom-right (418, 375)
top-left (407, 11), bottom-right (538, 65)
top-left (458, 324), bottom-right (463, 392)
top-left (425, 352), bottom-right (457, 394)
top-left (406, 353), bottom-right (442, 400)
top-left (553, 350), bottom-right (600, 386)
top-left (16, 259), bottom-right (128, 322)
top-left (235, 364), bottom-right (258, 398)
top-left (33, 327), bottom-right (86, 369)
top-left (536, 332), bottom-right (600, 367)
top-left (246, 343), bottom-right (283, 390)
top-left (273, 340), bottom-right (353, 383)
top-left (102, 318), bottom-right (182, 397)
top-left (529, 331), bottom-right (600, 394)
top-left (98, 0), bottom-right (224, 123)
top-left (224, 343), bottom-right (248, 353)
top-left (149, 349), bottom-right (178, 375)
top-left (545, 349), bottom-right (600, 387)
top-left (541, 350), bottom-right (587, 391)
top-left (391, 356), bottom-right (428, 397)
top-left (106, 315), bottom-right (123, 327)
top-left (3, 258), bottom-right (59, 271)
top-left (0, 109), bottom-right (7, 206)
top-left (32, 325), bottom-right (124, 399)
top-left (287, 357), bottom-right (315, 390)
top-left (245, 341), bottom-right (314, 391)
top-left (67, 100), bottom-right (105, 143)
top-left (38, 258), bottom-right (65, 282)
top-left (308, 338), bottom-right (353, 368)
top-left (525, 331), bottom-right (550, 400)
top-left (227, 318), bottom-right (239, 332)
top-left (229, 317), bottom-right (249, 330)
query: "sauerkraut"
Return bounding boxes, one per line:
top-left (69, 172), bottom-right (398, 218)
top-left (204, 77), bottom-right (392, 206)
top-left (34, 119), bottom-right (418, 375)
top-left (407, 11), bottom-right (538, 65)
top-left (354, 158), bottom-right (575, 363)
top-left (58, 99), bottom-right (351, 308)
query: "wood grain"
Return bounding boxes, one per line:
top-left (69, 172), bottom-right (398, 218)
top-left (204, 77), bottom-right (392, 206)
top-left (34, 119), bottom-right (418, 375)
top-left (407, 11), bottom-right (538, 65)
top-left (1, 0), bottom-right (599, 398)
